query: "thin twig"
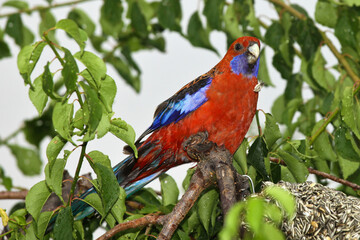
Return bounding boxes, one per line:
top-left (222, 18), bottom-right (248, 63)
top-left (0, 0), bottom-right (93, 18)
top-left (96, 214), bottom-right (166, 240)
top-left (308, 107), bottom-right (339, 145)
top-left (269, 157), bottom-right (360, 190)
top-left (0, 190), bottom-right (28, 199)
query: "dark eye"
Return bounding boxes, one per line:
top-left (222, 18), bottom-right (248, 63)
top-left (234, 43), bottom-right (243, 51)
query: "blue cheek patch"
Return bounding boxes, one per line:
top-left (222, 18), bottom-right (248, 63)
top-left (150, 79), bottom-right (212, 130)
top-left (230, 54), bottom-right (260, 78)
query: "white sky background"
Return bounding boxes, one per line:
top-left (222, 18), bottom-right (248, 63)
top-left (0, 0), bottom-right (331, 233)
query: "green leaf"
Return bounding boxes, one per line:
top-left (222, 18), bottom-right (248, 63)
top-left (130, 2), bottom-right (148, 38)
top-left (45, 158), bottom-right (66, 201)
top-left (37, 211), bottom-right (53, 239)
top-left (39, 9), bottom-right (57, 42)
top-left (111, 187), bottom-right (126, 223)
top-left (271, 95), bottom-right (285, 124)
top-left (130, 188), bottom-right (161, 207)
top-left (203, 0), bottom-right (224, 30)
top-left (197, 189), bottom-right (219, 234)
top-left (88, 151), bottom-right (119, 217)
top-left (160, 174), bottom-right (179, 206)
top-left (99, 75), bottom-right (117, 112)
top-left (187, 12), bottom-right (217, 54)
top-left (42, 62), bottom-right (59, 99)
top-left (311, 120), bottom-right (337, 162)
top-left (218, 202), bottom-right (245, 239)
top-left (2, 1), bottom-right (28, 10)
top-left (29, 75), bottom-right (48, 115)
top-left (272, 51), bottom-right (292, 80)
top-left (335, 11), bottom-right (358, 51)
top-left (224, 4), bottom-right (242, 39)
top-left (265, 22), bottom-right (284, 50)
top-left (290, 19), bottom-right (321, 60)
top-left (17, 41), bottom-right (47, 86)
top-left (53, 101), bottom-right (74, 143)
top-left (264, 113), bottom-right (281, 150)
top-left (233, 139), bottom-right (248, 175)
top-left (68, 8), bottom-right (96, 36)
top-left (8, 145), bottom-right (42, 176)
top-left (246, 197), bottom-right (264, 233)
top-left (80, 192), bottom-right (104, 218)
top-left (56, 19), bottom-right (87, 51)
top-left (278, 150), bottom-right (308, 182)
top-left (97, 111), bottom-right (111, 138)
top-left (262, 222), bottom-right (285, 240)
top-left (311, 48), bottom-right (334, 91)
top-left (341, 86), bottom-right (360, 139)
top-left (247, 137), bottom-right (269, 180)
top-left (25, 180), bottom-right (51, 222)
top-left (110, 118), bottom-right (137, 157)
top-left (338, 156), bottom-right (360, 179)
top-left (74, 51), bottom-right (106, 88)
top-left (54, 207), bottom-right (74, 240)
top-left (258, 49), bottom-right (273, 86)
top-left (46, 135), bottom-right (66, 163)
top-left (5, 14), bottom-right (23, 46)
top-left (264, 185), bottom-right (295, 219)
top-left (108, 56), bottom-right (140, 92)
top-left (0, 40), bottom-right (11, 59)
top-left (80, 82), bottom-right (103, 141)
top-left (334, 126), bottom-right (360, 162)
top-left (343, 0), bottom-right (360, 6)
top-left (315, 1), bottom-right (337, 28)
top-left (100, 0), bottom-right (123, 37)
top-left (158, 0), bottom-right (182, 32)
top-left (62, 48), bottom-right (79, 93)
top-left (182, 168), bottom-right (195, 191)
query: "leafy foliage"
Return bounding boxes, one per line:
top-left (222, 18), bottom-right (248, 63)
top-left (0, 0), bottom-right (360, 239)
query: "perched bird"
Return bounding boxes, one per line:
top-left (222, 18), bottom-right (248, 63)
top-left (53, 36), bottom-right (261, 226)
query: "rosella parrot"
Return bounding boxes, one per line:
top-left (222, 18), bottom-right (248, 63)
top-left (52, 36), bottom-right (261, 227)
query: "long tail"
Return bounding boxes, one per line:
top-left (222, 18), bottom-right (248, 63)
top-left (46, 141), bottom-right (169, 233)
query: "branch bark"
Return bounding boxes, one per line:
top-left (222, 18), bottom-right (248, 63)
top-left (0, 190), bottom-right (28, 199)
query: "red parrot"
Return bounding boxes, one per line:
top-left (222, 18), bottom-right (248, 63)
top-left (57, 36), bottom-right (261, 222)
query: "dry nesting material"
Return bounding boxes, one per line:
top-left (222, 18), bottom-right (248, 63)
top-left (264, 181), bottom-right (360, 240)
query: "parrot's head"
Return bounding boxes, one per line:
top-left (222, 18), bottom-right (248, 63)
top-left (225, 36), bottom-right (260, 78)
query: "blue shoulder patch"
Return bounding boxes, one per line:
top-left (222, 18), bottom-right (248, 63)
top-left (230, 54), bottom-right (260, 77)
top-left (150, 78), bottom-right (212, 130)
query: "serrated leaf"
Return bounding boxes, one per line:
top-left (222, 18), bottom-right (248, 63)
top-left (247, 137), bottom-right (269, 180)
top-left (160, 174), bottom-right (179, 206)
top-left (246, 197), bottom-right (264, 233)
top-left (88, 151), bottom-right (119, 217)
top-left (264, 113), bottom-right (281, 150)
top-left (187, 12), bottom-right (217, 54)
top-left (158, 0), bottom-right (182, 32)
top-left (110, 118), bottom-right (137, 157)
top-left (62, 48), bottom-right (79, 93)
top-left (130, 2), bottom-right (148, 38)
top-left (197, 189), bottom-right (219, 234)
top-left (315, 1), bottom-right (337, 28)
top-left (56, 19), bottom-right (86, 51)
top-left (52, 101), bottom-right (74, 143)
top-left (80, 82), bottom-right (103, 141)
top-left (264, 185), bottom-right (295, 219)
top-left (54, 207), bottom-right (73, 240)
top-left (278, 150), bottom-right (308, 182)
top-left (29, 75), bottom-right (48, 115)
top-left (25, 180), bottom-right (51, 222)
top-left (74, 51), bottom-right (106, 88)
top-left (8, 145), bottom-right (42, 176)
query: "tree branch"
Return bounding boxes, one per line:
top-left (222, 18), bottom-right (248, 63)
top-left (269, 157), bottom-right (360, 190)
top-left (0, 0), bottom-right (94, 19)
top-left (0, 190), bottom-right (28, 199)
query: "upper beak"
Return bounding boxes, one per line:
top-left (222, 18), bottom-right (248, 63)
top-left (247, 43), bottom-right (260, 64)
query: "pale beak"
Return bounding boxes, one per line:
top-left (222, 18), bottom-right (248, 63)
top-left (247, 43), bottom-right (260, 64)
